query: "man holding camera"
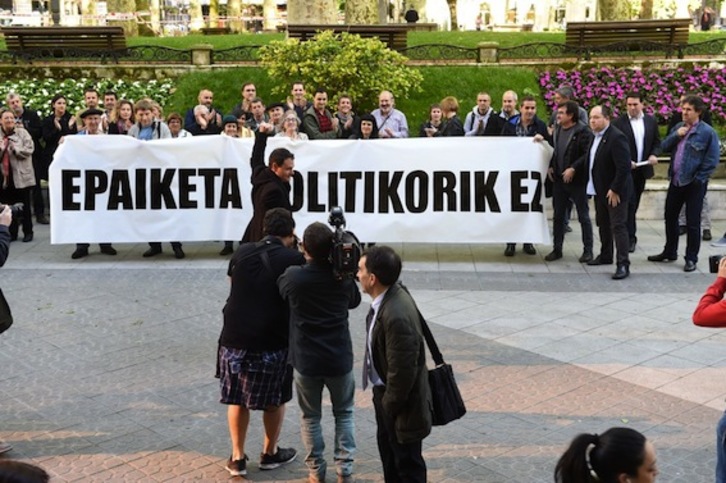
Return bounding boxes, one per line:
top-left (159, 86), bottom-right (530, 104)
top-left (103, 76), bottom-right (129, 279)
top-left (357, 246), bottom-right (432, 483)
top-left (278, 222), bottom-right (361, 483)
top-left (693, 257), bottom-right (726, 482)
top-left (217, 208), bottom-right (304, 477)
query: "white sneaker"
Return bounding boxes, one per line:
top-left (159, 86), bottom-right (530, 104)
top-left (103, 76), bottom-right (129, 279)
top-left (711, 236), bottom-right (726, 247)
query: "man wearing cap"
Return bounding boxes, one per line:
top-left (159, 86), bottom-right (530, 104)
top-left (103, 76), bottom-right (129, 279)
top-left (71, 108), bottom-right (118, 259)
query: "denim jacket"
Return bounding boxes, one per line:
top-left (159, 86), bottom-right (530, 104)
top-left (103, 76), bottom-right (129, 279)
top-left (662, 121), bottom-right (720, 186)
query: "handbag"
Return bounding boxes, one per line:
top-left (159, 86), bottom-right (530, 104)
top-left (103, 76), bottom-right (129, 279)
top-left (0, 288), bottom-right (13, 335)
top-left (413, 301), bottom-right (466, 426)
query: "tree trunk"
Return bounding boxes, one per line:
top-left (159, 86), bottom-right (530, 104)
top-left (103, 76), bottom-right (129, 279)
top-left (107, 0), bottom-right (137, 35)
top-left (209, 0), bottom-right (219, 27)
top-left (345, 0), bottom-right (377, 24)
top-left (447, 0), bottom-right (458, 30)
top-left (263, 0), bottom-right (277, 31)
top-left (287, 0), bottom-right (337, 24)
top-left (188, 0), bottom-right (204, 31)
top-left (149, 0), bottom-right (160, 34)
top-left (80, 0), bottom-right (95, 25)
top-left (228, 0), bottom-right (242, 32)
top-left (598, 0), bottom-right (632, 20)
top-left (639, 0), bottom-right (653, 19)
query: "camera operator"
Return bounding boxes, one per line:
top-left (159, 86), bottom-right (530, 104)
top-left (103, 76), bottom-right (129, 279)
top-left (693, 256), bottom-right (726, 482)
top-left (278, 222), bottom-right (361, 483)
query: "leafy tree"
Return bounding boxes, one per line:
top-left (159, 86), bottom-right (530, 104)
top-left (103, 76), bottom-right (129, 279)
top-left (598, 0), bottom-right (634, 19)
top-left (259, 31), bottom-right (423, 112)
top-left (345, 0), bottom-right (377, 24)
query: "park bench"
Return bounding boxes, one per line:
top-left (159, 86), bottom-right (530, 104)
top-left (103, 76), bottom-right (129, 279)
top-left (287, 24), bottom-right (408, 51)
top-left (565, 18), bottom-right (691, 59)
top-left (201, 26), bottom-right (231, 35)
top-left (406, 22), bottom-right (438, 32)
top-left (1, 26), bottom-right (127, 62)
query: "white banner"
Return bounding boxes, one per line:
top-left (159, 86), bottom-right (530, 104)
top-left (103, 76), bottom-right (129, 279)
top-left (50, 136), bottom-right (553, 244)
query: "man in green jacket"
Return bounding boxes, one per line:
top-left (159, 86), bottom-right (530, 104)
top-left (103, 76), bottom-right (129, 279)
top-left (357, 245), bottom-right (432, 483)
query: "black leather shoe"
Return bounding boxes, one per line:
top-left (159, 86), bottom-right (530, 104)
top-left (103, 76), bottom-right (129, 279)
top-left (100, 246), bottom-right (117, 256)
top-left (647, 252), bottom-right (677, 262)
top-left (612, 264), bottom-right (630, 280)
top-left (544, 250), bottom-right (562, 262)
top-left (143, 247), bottom-right (162, 257)
top-left (679, 225), bottom-right (687, 235)
top-left (578, 250), bottom-right (593, 263)
top-left (703, 229), bottom-right (713, 241)
top-left (587, 255), bottom-right (613, 266)
top-left (523, 243), bottom-right (536, 255)
top-left (36, 214), bottom-right (50, 224)
top-left (173, 246), bottom-right (186, 259)
top-left (71, 248), bottom-right (89, 259)
top-left (629, 240), bottom-right (636, 253)
top-left (684, 260), bottom-right (697, 272)
top-left (22, 232), bottom-right (33, 243)
top-left (565, 225), bottom-right (572, 233)
top-left (504, 244), bottom-right (515, 257)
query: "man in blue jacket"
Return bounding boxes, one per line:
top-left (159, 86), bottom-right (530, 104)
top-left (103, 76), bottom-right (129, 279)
top-left (648, 95), bottom-right (720, 272)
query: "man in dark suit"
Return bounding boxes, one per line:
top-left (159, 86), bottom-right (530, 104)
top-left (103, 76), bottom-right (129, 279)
top-left (612, 92), bottom-right (661, 253)
top-left (357, 246), bottom-right (432, 483)
top-left (586, 105), bottom-right (632, 280)
top-left (241, 146), bottom-right (295, 244)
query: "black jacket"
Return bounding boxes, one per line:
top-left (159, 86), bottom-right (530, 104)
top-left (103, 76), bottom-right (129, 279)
top-left (434, 115), bottom-right (465, 137)
top-left (551, 123), bottom-right (594, 187)
top-left (612, 114), bottom-right (661, 180)
top-left (278, 261), bottom-right (361, 377)
top-left (242, 132), bottom-right (293, 243)
top-left (501, 115), bottom-right (551, 142)
top-left (220, 236), bottom-right (305, 350)
top-left (588, 125), bottom-right (632, 199)
top-left (41, 112), bottom-right (76, 177)
top-left (0, 225), bottom-right (9, 267)
top-left (372, 283), bottom-right (433, 444)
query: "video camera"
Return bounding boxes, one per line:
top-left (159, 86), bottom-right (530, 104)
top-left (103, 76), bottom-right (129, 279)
top-left (328, 207), bottom-right (361, 281)
top-left (710, 255), bottom-right (724, 274)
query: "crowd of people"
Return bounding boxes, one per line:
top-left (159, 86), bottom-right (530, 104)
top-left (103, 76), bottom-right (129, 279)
top-left (0, 80), bottom-right (722, 275)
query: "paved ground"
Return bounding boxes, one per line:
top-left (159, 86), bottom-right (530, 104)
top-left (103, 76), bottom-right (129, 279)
top-left (1, 219), bottom-right (726, 482)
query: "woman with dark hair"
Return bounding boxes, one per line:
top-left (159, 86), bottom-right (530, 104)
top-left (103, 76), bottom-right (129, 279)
top-left (419, 103), bottom-right (443, 137)
top-left (555, 427), bottom-right (658, 483)
top-left (107, 99), bottom-right (134, 135)
top-left (166, 112), bottom-right (192, 138)
top-left (350, 113), bottom-right (379, 139)
top-left (41, 94), bottom-right (77, 177)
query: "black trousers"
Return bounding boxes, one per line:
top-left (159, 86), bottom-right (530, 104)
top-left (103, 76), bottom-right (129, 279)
top-left (551, 181), bottom-right (593, 253)
top-left (664, 180), bottom-right (706, 263)
top-left (372, 386), bottom-right (426, 483)
top-left (148, 242), bottom-right (182, 250)
top-left (627, 170), bottom-right (648, 243)
top-left (0, 185), bottom-right (33, 236)
top-left (594, 193), bottom-right (630, 266)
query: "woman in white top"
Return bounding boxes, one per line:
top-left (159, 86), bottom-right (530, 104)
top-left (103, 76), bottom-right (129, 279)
top-left (275, 110), bottom-right (308, 141)
top-left (166, 113), bottom-right (193, 138)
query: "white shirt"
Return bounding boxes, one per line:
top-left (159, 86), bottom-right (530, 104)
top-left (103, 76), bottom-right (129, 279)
top-left (367, 288), bottom-right (389, 387)
top-left (587, 127), bottom-right (608, 196)
top-left (629, 114), bottom-right (645, 162)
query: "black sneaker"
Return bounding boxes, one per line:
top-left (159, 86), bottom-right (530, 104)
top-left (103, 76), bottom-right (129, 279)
top-left (226, 454), bottom-right (248, 476)
top-left (259, 447), bottom-right (297, 470)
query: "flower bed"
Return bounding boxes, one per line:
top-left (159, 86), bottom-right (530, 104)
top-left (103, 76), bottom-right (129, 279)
top-left (539, 66), bottom-right (726, 124)
top-left (0, 78), bottom-right (175, 118)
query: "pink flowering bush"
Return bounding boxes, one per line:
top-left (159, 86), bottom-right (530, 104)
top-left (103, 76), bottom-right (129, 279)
top-left (539, 66), bottom-right (726, 125)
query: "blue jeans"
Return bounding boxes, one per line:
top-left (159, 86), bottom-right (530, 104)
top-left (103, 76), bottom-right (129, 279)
top-left (294, 369), bottom-right (356, 480)
top-left (717, 410), bottom-right (726, 483)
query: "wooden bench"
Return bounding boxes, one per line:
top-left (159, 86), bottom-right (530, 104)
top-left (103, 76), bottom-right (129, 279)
top-left (200, 26), bottom-right (231, 35)
top-left (566, 18), bottom-right (690, 58)
top-left (1, 26), bottom-right (127, 62)
top-left (287, 24), bottom-right (408, 51)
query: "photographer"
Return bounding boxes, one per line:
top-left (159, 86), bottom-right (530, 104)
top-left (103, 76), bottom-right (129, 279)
top-left (278, 222), bottom-right (361, 483)
top-left (693, 257), bottom-right (726, 482)
top-left (0, 204), bottom-right (12, 455)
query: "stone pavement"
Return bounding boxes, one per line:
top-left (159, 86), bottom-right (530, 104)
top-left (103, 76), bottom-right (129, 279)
top-left (2, 219), bottom-right (726, 482)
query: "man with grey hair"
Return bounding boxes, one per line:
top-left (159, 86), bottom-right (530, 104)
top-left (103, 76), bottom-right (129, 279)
top-left (499, 90), bottom-right (519, 121)
top-left (372, 91), bottom-right (409, 138)
top-left (548, 86), bottom-right (589, 130)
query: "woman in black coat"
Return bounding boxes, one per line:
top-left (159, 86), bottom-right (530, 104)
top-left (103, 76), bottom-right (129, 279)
top-left (41, 94), bottom-right (77, 179)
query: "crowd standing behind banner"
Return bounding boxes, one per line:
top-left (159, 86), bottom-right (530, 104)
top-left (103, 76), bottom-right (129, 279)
top-left (2, 81), bottom-right (722, 274)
